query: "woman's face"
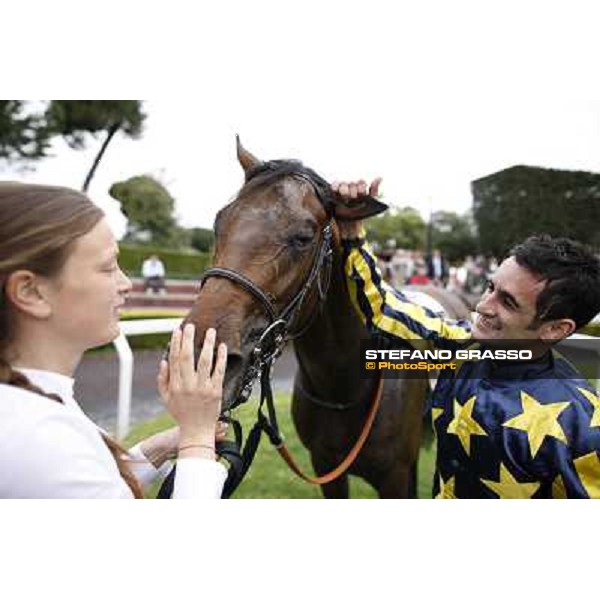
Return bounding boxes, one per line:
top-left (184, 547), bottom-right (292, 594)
top-left (44, 218), bottom-right (131, 351)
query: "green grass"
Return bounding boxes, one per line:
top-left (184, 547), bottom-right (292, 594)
top-left (125, 393), bottom-right (436, 499)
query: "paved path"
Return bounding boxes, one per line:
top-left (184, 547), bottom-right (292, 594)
top-left (74, 346), bottom-right (298, 433)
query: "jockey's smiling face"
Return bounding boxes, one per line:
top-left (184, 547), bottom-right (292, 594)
top-left (471, 256), bottom-right (573, 343)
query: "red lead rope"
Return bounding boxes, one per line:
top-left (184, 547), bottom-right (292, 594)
top-left (274, 373), bottom-right (384, 485)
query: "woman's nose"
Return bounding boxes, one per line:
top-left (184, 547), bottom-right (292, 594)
top-left (119, 267), bottom-right (133, 293)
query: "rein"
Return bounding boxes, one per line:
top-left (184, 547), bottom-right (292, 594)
top-left (276, 373), bottom-right (383, 484)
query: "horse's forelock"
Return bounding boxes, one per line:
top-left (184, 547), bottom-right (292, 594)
top-left (235, 159), bottom-right (333, 213)
top-left (215, 160), bottom-right (330, 237)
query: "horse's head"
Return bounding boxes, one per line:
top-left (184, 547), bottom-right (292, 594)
top-left (184, 138), bottom-right (387, 410)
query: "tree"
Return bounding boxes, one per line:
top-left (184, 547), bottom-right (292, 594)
top-left (430, 210), bottom-right (478, 263)
top-left (109, 175), bottom-right (180, 245)
top-left (188, 227), bottom-right (215, 253)
top-left (365, 207), bottom-right (427, 250)
top-left (0, 101), bottom-right (51, 163)
top-left (0, 100), bottom-right (145, 190)
top-left (472, 165), bottom-right (600, 256)
top-left (45, 100), bottom-right (145, 191)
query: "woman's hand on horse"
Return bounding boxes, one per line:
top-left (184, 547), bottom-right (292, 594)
top-left (158, 324), bottom-right (227, 452)
top-left (331, 177), bottom-right (382, 239)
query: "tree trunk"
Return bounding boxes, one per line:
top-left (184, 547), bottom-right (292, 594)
top-left (82, 121), bottom-right (121, 193)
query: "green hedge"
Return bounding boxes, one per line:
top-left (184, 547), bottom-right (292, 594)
top-left (118, 243), bottom-right (211, 279)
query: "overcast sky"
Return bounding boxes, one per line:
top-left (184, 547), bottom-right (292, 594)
top-left (4, 2), bottom-right (600, 240)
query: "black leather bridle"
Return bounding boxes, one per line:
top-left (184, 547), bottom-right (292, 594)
top-left (158, 161), bottom-right (337, 499)
top-left (202, 162), bottom-right (338, 410)
top-left (202, 220), bottom-right (334, 410)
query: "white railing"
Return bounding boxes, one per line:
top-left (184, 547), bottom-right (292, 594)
top-left (113, 318), bottom-right (182, 440)
top-left (112, 319), bottom-right (600, 440)
top-left (558, 333), bottom-right (600, 386)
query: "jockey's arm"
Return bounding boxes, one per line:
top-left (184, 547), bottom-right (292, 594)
top-left (340, 224), bottom-right (472, 351)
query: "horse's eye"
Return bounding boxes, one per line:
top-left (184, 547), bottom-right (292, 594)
top-left (289, 232), bottom-right (314, 250)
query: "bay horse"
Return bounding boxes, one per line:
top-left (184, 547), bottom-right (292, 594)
top-left (184, 139), bottom-right (471, 498)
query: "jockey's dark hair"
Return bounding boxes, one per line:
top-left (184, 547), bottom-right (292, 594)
top-left (0, 183), bottom-right (143, 498)
top-left (509, 234), bottom-right (600, 329)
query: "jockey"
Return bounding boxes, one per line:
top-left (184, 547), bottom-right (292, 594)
top-left (333, 178), bottom-right (600, 499)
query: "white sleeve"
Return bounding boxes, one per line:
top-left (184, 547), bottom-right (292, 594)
top-left (126, 445), bottom-right (227, 498)
top-left (172, 458), bottom-right (228, 499)
top-left (0, 410), bottom-right (133, 499)
top-left (0, 392), bottom-right (226, 499)
top-left (127, 443), bottom-right (173, 489)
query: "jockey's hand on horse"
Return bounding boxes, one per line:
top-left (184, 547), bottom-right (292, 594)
top-left (331, 177), bottom-right (382, 239)
top-left (157, 324), bottom-right (228, 460)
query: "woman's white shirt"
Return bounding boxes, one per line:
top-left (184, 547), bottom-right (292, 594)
top-left (0, 369), bottom-right (226, 499)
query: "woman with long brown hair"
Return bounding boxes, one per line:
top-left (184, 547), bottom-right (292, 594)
top-left (0, 183), bottom-right (227, 498)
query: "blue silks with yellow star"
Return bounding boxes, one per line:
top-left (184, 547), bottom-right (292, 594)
top-left (343, 238), bottom-right (600, 499)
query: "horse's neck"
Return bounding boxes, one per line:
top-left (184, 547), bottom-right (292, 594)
top-left (293, 244), bottom-right (365, 377)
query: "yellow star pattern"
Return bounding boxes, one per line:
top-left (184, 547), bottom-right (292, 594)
top-left (431, 407), bottom-right (444, 441)
top-left (551, 474), bottom-right (568, 499)
top-left (576, 387), bottom-right (600, 428)
top-left (503, 391), bottom-right (569, 458)
top-left (446, 395), bottom-right (487, 455)
top-left (481, 463), bottom-right (540, 498)
top-left (573, 452), bottom-right (600, 498)
top-left (431, 407), bottom-right (444, 423)
top-left (435, 474), bottom-right (456, 499)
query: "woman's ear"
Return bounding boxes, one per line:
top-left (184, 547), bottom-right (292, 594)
top-left (4, 271), bottom-right (52, 319)
top-left (331, 194), bottom-right (389, 222)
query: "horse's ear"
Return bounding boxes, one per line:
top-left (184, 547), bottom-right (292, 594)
top-left (236, 135), bottom-right (261, 176)
top-left (331, 194), bottom-right (389, 222)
